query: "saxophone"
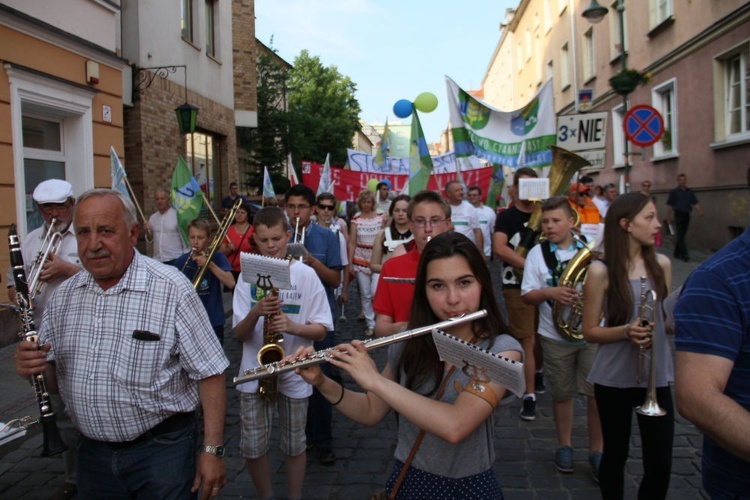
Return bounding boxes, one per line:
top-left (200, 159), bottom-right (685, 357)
top-left (256, 275), bottom-right (285, 401)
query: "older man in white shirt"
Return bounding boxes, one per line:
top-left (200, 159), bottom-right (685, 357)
top-left (145, 188), bottom-right (189, 265)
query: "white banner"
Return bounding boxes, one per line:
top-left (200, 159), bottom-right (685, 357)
top-left (346, 149), bottom-right (484, 175)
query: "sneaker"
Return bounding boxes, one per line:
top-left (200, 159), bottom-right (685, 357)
top-left (519, 396), bottom-right (536, 421)
top-left (555, 446), bottom-right (575, 473)
top-left (535, 372), bottom-right (546, 394)
top-left (589, 451), bottom-right (603, 483)
top-left (318, 447), bottom-right (337, 465)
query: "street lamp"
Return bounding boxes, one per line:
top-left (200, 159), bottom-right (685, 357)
top-left (583, 0), bottom-right (633, 192)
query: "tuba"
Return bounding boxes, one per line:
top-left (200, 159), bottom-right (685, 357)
top-left (552, 236), bottom-right (597, 341)
top-left (513, 146), bottom-right (591, 275)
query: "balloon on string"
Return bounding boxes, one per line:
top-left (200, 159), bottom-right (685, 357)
top-left (367, 178), bottom-right (379, 193)
top-left (393, 99), bottom-right (413, 119)
top-left (414, 92), bottom-right (438, 113)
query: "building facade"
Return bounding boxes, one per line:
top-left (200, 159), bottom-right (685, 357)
top-left (0, 0), bottom-right (128, 276)
top-left (482, 0), bottom-right (750, 251)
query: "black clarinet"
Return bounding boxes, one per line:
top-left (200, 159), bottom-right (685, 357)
top-left (8, 224), bottom-right (67, 456)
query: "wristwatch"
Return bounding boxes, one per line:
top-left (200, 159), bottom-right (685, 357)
top-left (200, 444), bottom-right (225, 458)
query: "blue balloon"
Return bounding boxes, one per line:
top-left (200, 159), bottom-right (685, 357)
top-left (393, 99), bottom-right (413, 119)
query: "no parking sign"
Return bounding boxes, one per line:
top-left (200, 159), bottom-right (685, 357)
top-left (624, 105), bottom-right (664, 147)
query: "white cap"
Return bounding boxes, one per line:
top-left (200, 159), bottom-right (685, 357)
top-left (33, 179), bottom-right (74, 204)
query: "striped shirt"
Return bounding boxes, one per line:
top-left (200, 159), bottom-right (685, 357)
top-left (41, 251), bottom-right (229, 442)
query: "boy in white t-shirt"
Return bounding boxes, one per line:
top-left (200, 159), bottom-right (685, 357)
top-left (521, 196), bottom-right (603, 482)
top-left (233, 207), bottom-right (333, 500)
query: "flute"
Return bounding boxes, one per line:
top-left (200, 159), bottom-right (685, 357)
top-left (233, 309), bottom-right (488, 385)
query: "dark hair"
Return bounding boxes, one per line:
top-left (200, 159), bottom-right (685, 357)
top-left (253, 207), bottom-right (289, 231)
top-left (238, 202), bottom-right (253, 215)
top-left (285, 184), bottom-right (315, 205)
top-left (317, 192), bottom-right (337, 205)
top-left (376, 182), bottom-right (388, 191)
top-left (406, 190), bottom-right (451, 220)
top-left (677, 173), bottom-right (686, 179)
top-left (580, 175), bottom-right (594, 184)
top-left (603, 193), bottom-right (667, 326)
top-left (513, 167), bottom-right (538, 186)
top-left (541, 195), bottom-right (575, 217)
top-left (229, 182), bottom-right (238, 188)
top-left (399, 232), bottom-right (507, 394)
top-left (467, 185), bottom-right (481, 195)
top-left (603, 183), bottom-right (617, 190)
top-left (388, 194), bottom-right (410, 217)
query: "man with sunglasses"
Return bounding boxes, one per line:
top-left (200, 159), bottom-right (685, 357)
top-left (315, 193), bottom-right (349, 318)
top-left (6, 179), bottom-right (81, 500)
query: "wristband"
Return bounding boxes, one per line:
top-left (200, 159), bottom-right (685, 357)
top-left (623, 324), bottom-right (630, 339)
top-left (332, 383), bottom-right (345, 406)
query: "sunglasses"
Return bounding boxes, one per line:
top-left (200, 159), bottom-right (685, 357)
top-left (318, 204), bottom-right (335, 211)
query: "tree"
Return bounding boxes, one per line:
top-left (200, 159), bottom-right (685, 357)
top-left (237, 41), bottom-right (291, 194)
top-left (287, 50), bottom-right (361, 167)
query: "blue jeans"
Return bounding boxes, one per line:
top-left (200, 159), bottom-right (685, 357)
top-left (77, 417), bottom-right (197, 499)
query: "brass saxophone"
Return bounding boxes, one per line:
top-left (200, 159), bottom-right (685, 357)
top-left (256, 275), bottom-right (285, 401)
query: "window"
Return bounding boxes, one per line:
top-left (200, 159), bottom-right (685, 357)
top-left (559, 0), bottom-right (567, 16)
top-left (612, 103), bottom-right (626, 168)
top-left (649, 0), bottom-right (672, 29)
top-left (726, 47), bottom-right (749, 136)
top-left (609, 1), bottom-right (627, 61)
top-left (525, 29), bottom-right (531, 61)
top-left (181, 0), bottom-right (193, 43)
top-left (560, 42), bottom-right (570, 89)
top-left (652, 79), bottom-right (678, 157)
top-left (583, 27), bottom-right (595, 81)
top-left (517, 43), bottom-right (523, 71)
top-left (546, 60), bottom-right (554, 83)
top-left (205, 0), bottom-right (216, 57)
top-left (186, 131), bottom-right (222, 212)
top-left (6, 65), bottom-right (95, 237)
top-left (543, 0), bottom-right (552, 32)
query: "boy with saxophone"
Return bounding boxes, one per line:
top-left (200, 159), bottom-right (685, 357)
top-left (233, 207), bottom-right (332, 500)
top-left (174, 218), bottom-right (235, 344)
top-left (520, 196), bottom-right (603, 481)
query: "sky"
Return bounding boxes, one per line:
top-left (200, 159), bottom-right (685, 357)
top-left (255, 0), bottom-right (519, 148)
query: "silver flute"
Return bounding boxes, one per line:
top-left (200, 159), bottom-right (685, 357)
top-left (233, 309), bottom-right (488, 385)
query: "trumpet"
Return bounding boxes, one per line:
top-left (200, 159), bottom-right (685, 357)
top-left (635, 276), bottom-right (666, 417)
top-left (292, 217), bottom-right (306, 261)
top-left (190, 199), bottom-right (242, 288)
top-left (234, 310), bottom-right (488, 385)
top-left (27, 218), bottom-right (63, 300)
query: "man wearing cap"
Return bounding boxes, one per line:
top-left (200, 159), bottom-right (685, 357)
top-left (6, 179), bottom-right (81, 321)
top-left (144, 188), bottom-right (189, 266)
top-left (6, 179), bottom-right (81, 500)
top-left (567, 183), bottom-right (601, 226)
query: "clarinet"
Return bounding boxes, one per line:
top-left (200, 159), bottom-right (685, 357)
top-left (8, 224), bottom-right (67, 456)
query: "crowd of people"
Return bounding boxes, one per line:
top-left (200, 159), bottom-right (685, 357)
top-left (8, 168), bottom-right (747, 499)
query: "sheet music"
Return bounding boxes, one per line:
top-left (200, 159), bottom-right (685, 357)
top-left (240, 253), bottom-right (292, 290)
top-left (432, 329), bottom-right (526, 397)
top-left (519, 178), bottom-right (549, 201)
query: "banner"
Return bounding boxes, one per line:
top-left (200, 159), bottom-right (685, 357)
top-left (408, 110), bottom-right (433, 195)
top-left (262, 166), bottom-right (276, 200)
top-left (110, 146), bottom-right (132, 201)
top-left (446, 76), bottom-right (556, 169)
top-left (346, 149), bottom-right (484, 175)
top-left (171, 156), bottom-right (204, 243)
top-left (374, 118), bottom-right (391, 167)
top-left (317, 153), bottom-right (332, 195)
top-left (302, 162), bottom-right (494, 203)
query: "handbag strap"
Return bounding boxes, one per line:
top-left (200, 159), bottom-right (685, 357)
top-left (231, 225), bottom-right (252, 267)
top-left (388, 365), bottom-right (457, 500)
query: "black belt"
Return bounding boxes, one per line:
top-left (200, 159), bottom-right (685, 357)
top-left (96, 412), bottom-right (195, 450)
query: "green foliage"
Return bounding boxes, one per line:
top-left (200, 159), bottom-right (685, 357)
top-left (287, 50), bottom-right (362, 167)
top-left (238, 43), bottom-right (290, 194)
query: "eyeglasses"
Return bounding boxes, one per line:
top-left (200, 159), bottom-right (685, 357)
top-left (412, 218), bottom-right (447, 228)
top-left (39, 202), bottom-right (71, 214)
top-left (318, 205), bottom-right (335, 211)
top-left (287, 204), bottom-right (310, 211)
top-left (642, 183), bottom-right (651, 188)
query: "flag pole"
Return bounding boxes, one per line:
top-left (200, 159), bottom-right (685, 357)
top-left (200, 192), bottom-right (230, 244)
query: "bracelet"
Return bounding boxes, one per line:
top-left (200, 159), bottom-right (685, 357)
top-left (331, 383), bottom-right (345, 406)
top-left (623, 324), bottom-right (630, 339)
